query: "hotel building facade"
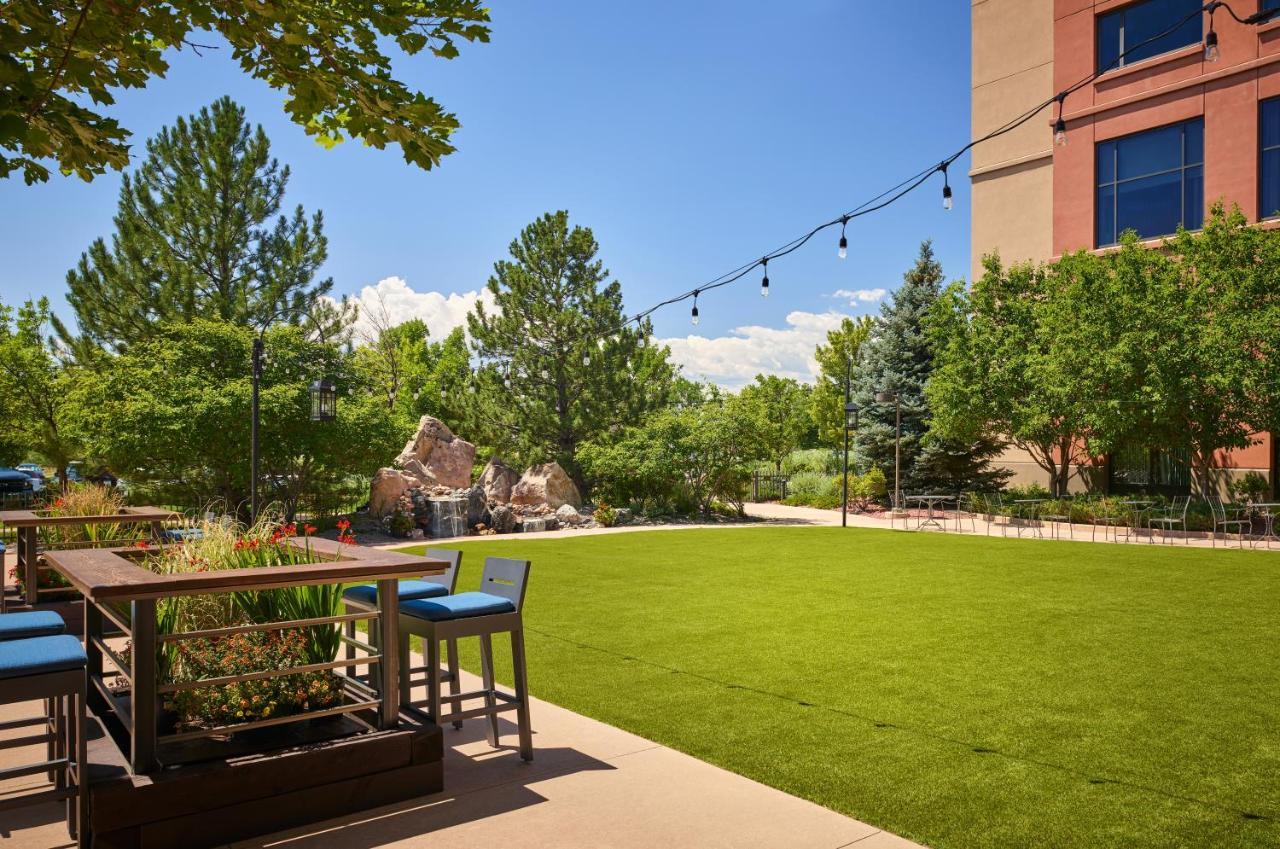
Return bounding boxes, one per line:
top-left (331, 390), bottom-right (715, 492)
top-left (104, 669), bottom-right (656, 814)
top-left (970, 0), bottom-right (1277, 495)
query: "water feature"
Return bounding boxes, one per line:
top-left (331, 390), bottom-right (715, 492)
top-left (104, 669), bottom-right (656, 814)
top-left (429, 496), bottom-right (468, 538)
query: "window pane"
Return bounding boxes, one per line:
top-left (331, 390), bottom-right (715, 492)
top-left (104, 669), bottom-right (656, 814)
top-left (1097, 184), bottom-right (1117, 246)
top-left (1097, 11), bottom-right (1122, 71)
top-left (1097, 141), bottom-right (1116, 184)
top-left (1183, 118), bottom-right (1204, 165)
top-left (1116, 123), bottom-right (1183, 179)
top-left (1262, 148), bottom-right (1280, 218)
top-left (1122, 0), bottom-right (1203, 65)
top-left (1263, 99), bottom-right (1280, 151)
top-left (1183, 164), bottom-right (1203, 230)
top-left (1116, 170), bottom-right (1183, 239)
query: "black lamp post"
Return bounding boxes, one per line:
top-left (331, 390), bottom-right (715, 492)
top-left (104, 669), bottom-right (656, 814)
top-left (842, 401), bottom-right (859, 528)
top-left (249, 317), bottom-right (336, 524)
top-left (875, 390), bottom-right (902, 512)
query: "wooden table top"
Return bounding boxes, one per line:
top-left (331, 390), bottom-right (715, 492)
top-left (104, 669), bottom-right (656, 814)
top-left (0, 505), bottom-right (181, 527)
top-left (43, 537), bottom-right (447, 602)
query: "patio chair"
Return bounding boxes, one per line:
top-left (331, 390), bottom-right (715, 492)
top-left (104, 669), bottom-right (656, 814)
top-left (342, 548), bottom-right (462, 699)
top-left (1089, 500), bottom-right (1124, 543)
top-left (0, 631), bottom-right (88, 847)
top-left (1042, 496), bottom-right (1073, 540)
top-left (1148, 496), bottom-right (1192, 545)
top-left (399, 556), bottom-right (534, 761)
top-left (954, 493), bottom-right (982, 534)
top-left (1207, 496), bottom-right (1249, 549)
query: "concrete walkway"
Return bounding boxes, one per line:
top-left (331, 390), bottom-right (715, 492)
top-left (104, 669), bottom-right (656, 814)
top-left (1, 667), bottom-right (924, 849)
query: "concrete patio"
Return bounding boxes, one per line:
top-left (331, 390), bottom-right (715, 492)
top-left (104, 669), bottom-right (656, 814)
top-left (1, 667), bottom-right (924, 849)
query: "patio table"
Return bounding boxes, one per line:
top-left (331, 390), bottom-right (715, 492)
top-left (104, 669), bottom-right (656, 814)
top-left (1011, 499), bottom-right (1045, 537)
top-left (905, 495), bottom-right (956, 532)
top-left (43, 538), bottom-right (448, 774)
top-left (1119, 500), bottom-right (1155, 542)
top-left (1247, 503), bottom-right (1280, 549)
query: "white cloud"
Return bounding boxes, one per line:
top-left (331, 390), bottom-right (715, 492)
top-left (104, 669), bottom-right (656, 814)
top-left (657, 310), bottom-right (850, 389)
top-left (832, 287), bottom-right (887, 305)
top-left (339, 276), bottom-right (493, 342)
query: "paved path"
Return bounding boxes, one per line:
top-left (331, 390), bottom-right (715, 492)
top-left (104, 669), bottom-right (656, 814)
top-left (1, 667), bottom-right (925, 849)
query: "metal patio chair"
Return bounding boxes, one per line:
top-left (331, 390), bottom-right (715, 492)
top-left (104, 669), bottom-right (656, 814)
top-left (1207, 496), bottom-right (1249, 549)
top-left (1148, 496), bottom-right (1192, 545)
top-left (1090, 500), bottom-right (1124, 543)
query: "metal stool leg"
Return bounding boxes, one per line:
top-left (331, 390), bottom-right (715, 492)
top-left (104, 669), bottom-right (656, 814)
top-left (479, 634), bottom-right (499, 748)
top-left (511, 627), bottom-right (533, 762)
top-left (398, 634), bottom-right (412, 706)
top-left (445, 638), bottom-right (463, 729)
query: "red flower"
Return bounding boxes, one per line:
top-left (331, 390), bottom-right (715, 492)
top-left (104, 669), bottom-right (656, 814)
top-left (338, 532), bottom-right (357, 546)
top-left (134, 539), bottom-right (149, 550)
top-left (234, 539), bottom-right (247, 551)
top-left (250, 538), bottom-right (261, 549)
top-left (303, 523), bottom-right (317, 535)
top-left (336, 518), bottom-right (351, 532)
top-left (271, 531), bottom-right (284, 545)
top-left (282, 522), bottom-right (297, 537)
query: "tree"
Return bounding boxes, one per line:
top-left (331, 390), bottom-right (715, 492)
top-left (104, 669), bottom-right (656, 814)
top-left (739, 375), bottom-right (811, 473)
top-left (74, 320), bottom-right (401, 517)
top-left (465, 211), bottom-right (674, 485)
top-left (1, 1), bottom-right (490, 184)
top-left (60, 98), bottom-right (348, 353)
top-left (0, 297), bottom-right (81, 481)
top-left (852, 241), bottom-right (1007, 494)
top-left (810, 316), bottom-right (873, 446)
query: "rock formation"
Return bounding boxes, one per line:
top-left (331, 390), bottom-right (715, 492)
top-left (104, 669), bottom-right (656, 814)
top-left (511, 462), bottom-right (582, 510)
top-left (477, 456), bottom-right (520, 503)
top-left (395, 416), bottom-right (475, 489)
top-left (369, 468), bottom-right (415, 517)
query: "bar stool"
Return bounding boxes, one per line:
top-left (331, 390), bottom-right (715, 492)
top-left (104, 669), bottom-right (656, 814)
top-left (342, 549), bottom-right (462, 688)
top-left (1, 610), bottom-right (67, 776)
top-left (0, 633), bottom-right (89, 847)
top-left (398, 556), bottom-right (533, 761)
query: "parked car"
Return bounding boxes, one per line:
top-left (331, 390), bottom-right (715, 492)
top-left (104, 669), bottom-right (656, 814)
top-left (0, 467), bottom-right (34, 503)
top-left (16, 463), bottom-right (45, 492)
top-left (54, 463), bottom-right (118, 488)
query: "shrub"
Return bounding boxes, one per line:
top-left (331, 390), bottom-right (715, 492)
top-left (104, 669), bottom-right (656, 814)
top-left (1004, 482), bottom-right (1053, 501)
top-left (1230, 471), bottom-right (1271, 504)
top-left (593, 502), bottom-right (618, 527)
top-left (782, 449), bottom-right (838, 475)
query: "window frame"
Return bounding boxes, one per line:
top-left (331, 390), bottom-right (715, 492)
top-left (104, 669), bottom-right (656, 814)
top-left (1095, 117), bottom-right (1205, 248)
top-left (1095, 0), bottom-right (1204, 74)
top-left (1260, 97), bottom-right (1280, 221)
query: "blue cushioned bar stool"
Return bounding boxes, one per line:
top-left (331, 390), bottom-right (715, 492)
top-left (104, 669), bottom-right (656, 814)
top-left (1, 610), bottom-right (67, 778)
top-left (342, 548), bottom-right (462, 686)
top-left (398, 556), bottom-right (533, 761)
top-left (0, 634), bottom-right (88, 847)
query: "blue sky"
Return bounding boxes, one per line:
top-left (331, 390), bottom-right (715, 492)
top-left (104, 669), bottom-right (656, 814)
top-left (0, 0), bottom-right (973, 387)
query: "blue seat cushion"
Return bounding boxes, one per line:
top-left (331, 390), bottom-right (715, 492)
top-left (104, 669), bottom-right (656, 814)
top-left (0, 610), bottom-right (66, 641)
top-left (163, 528), bottom-right (204, 542)
top-left (0, 635), bottom-right (86, 679)
top-left (400, 592), bottom-right (516, 622)
top-left (343, 580), bottom-right (450, 606)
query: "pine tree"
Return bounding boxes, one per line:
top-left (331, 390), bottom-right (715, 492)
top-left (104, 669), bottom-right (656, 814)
top-left (465, 211), bottom-right (674, 486)
top-left (59, 97), bottom-right (344, 352)
top-left (852, 241), bottom-right (1008, 496)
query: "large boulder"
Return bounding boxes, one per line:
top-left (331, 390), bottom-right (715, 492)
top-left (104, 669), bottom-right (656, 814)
top-left (489, 504), bottom-right (517, 534)
top-left (369, 468), bottom-right (415, 518)
top-left (511, 462), bottom-right (582, 510)
top-left (395, 416), bottom-right (475, 490)
top-left (555, 503), bottom-right (585, 526)
top-left (477, 456), bottom-right (520, 503)
top-left (466, 486), bottom-right (489, 527)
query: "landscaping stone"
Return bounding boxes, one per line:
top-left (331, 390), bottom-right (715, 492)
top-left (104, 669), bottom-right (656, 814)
top-left (369, 467), bottom-right (415, 517)
top-left (466, 485), bottom-right (489, 527)
top-left (478, 456), bottom-right (520, 503)
top-left (489, 504), bottom-right (517, 534)
top-left (428, 496), bottom-right (468, 538)
top-left (556, 503), bottom-right (585, 525)
top-left (615, 507), bottom-right (633, 525)
top-left (511, 461), bottom-right (582, 509)
top-left (395, 415), bottom-right (475, 489)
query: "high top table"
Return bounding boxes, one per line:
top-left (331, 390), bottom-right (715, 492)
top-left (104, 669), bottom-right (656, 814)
top-left (43, 538), bottom-right (447, 774)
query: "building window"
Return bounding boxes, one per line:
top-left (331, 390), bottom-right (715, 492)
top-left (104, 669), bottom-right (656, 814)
top-left (1096, 0), bottom-right (1203, 73)
top-left (1262, 99), bottom-right (1280, 219)
top-left (1096, 118), bottom-right (1204, 247)
top-left (1109, 443), bottom-right (1191, 495)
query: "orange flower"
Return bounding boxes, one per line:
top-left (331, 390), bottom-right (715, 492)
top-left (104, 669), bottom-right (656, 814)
top-left (303, 523), bottom-right (317, 535)
top-left (134, 539), bottom-right (149, 550)
top-left (336, 518), bottom-right (351, 532)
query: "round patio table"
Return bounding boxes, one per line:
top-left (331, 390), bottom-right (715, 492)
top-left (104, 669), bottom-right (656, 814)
top-left (1119, 500), bottom-right (1155, 542)
top-left (1011, 498), bottom-right (1045, 537)
top-left (1247, 503), bottom-right (1280, 549)
top-left (905, 495), bottom-right (956, 532)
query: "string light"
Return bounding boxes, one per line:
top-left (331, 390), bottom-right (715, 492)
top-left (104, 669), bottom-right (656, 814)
top-left (760, 259), bottom-right (769, 298)
top-left (940, 163), bottom-right (952, 211)
top-left (1205, 27), bottom-right (1220, 62)
top-left (1053, 93), bottom-right (1068, 147)
top-left (691, 290), bottom-right (700, 326)
top-left (838, 217), bottom-right (848, 260)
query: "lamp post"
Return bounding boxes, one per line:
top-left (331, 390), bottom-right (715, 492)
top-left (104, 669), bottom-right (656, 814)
top-left (842, 401), bottom-right (859, 528)
top-left (249, 316), bottom-right (337, 524)
top-left (875, 390), bottom-right (902, 513)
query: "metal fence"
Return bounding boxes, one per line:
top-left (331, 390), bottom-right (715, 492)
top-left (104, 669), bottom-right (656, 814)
top-left (751, 472), bottom-right (790, 502)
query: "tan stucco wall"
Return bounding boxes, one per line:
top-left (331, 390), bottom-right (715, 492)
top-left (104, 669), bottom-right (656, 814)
top-left (970, 0), bottom-right (1055, 281)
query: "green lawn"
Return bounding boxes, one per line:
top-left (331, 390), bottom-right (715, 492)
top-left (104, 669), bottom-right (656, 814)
top-left (400, 527), bottom-right (1280, 848)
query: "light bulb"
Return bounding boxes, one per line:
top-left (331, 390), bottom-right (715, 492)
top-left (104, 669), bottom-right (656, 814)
top-left (942, 185), bottom-right (953, 211)
top-left (761, 274), bottom-right (769, 298)
top-left (691, 309), bottom-right (699, 326)
top-left (838, 236), bottom-right (848, 260)
top-left (1054, 117), bottom-right (1068, 147)
top-left (1205, 30), bottom-right (1219, 62)
top-left (582, 351), bottom-right (589, 366)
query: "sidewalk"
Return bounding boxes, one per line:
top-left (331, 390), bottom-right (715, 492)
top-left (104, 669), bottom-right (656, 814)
top-left (1, 667), bottom-right (925, 849)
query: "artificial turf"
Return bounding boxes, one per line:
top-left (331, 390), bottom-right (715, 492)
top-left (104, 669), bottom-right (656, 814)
top-left (400, 527), bottom-right (1280, 848)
